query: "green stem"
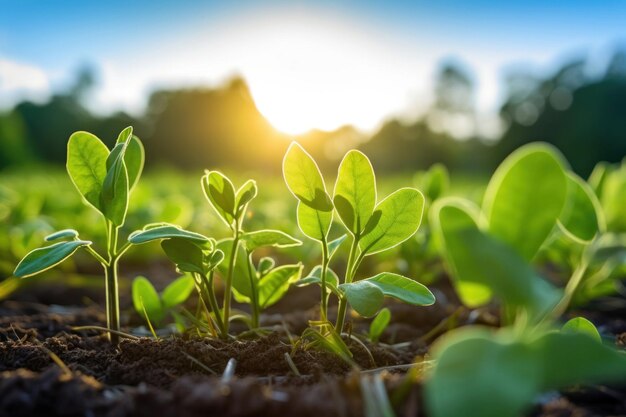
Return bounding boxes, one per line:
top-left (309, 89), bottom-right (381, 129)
top-left (320, 238), bottom-right (329, 321)
top-left (548, 259), bottom-right (589, 321)
top-left (335, 235), bottom-right (361, 332)
top-left (198, 271), bottom-right (226, 337)
top-left (103, 221), bottom-right (121, 345)
top-left (246, 252), bottom-right (261, 329)
top-left (223, 222), bottom-right (241, 338)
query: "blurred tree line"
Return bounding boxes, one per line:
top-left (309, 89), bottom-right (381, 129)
top-left (1, 49), bottom-right (625, 176)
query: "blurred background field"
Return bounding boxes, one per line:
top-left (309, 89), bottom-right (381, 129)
top-left (1, 1), bottom-right (625, 296)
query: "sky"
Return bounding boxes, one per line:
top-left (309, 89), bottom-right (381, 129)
top-left (1, 0), bottom-right (625, 135)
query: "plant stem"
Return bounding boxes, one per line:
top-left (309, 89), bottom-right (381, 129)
top-left (548, 258), bottom-right (589, 320)
top-left (223, 221), bottom-right (241, 338)
top-left (245, 252), bottom-right (261, 329)
top-left (335, 235), bottom-right (360, 332)
top-left (320, 238), bottom-right (329, 321)
top-left (198, 272), bottom-right (226, 338)
top-left (104, 221), bottom-right (121, 346)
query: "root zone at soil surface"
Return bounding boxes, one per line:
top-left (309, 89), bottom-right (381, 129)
top-left (1, 295), bottom-right (626, 417)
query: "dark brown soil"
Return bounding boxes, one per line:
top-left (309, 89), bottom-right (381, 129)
top-left (1, 281), bottom-right (626, 417)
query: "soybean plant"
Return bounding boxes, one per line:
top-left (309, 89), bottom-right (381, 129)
top-left (14, 127), bottom-right (145, 345)
top-left (283, 143), bottom-right (435, 337)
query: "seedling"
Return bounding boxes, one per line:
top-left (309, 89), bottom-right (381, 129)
top-left (282, 143), bottom-right (435, 337)
top-left (202, 171), bottom-right (303, 336)
top-left (14, 127), bottom-right (146, 345)
top-left (368, 307), bottom-right (391, 343)
top-left (132, 274), bottom-right (195, 332)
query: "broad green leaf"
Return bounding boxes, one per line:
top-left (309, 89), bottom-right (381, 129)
top-left (296, 265), bottom-right (340, 295)
top-left (333, 150), bottom-right (376, 235)
top-left (14, 240), bottom-right (92, 278)
top-left (235, 179), bottom-right (258, 210)
top-left (132, 276), bottom-right (164, 324)
top-left (129, 224), bottom-right (210, 245)
top-left (161, 238), bottom-right (205, 274)
top-left (433, 199), bottom-right (560, 314)
top-left (259, 264), bottom-right (302, 308)
top-left (283, 142), bottom-right (333, 211)
top-left (427, 328), bottom-right (626, 417)
top-left (328, 234), bottom-right (347, 259)
top-left (536, 331), bottom-right (626, 388)
top-left (45, 229), bottom-right (79, 242)
top-left (482, 143), bottom-right (567, 261)
top-left (100, 139), bottom-right (130, 226)
top-left (124, 136), bottom-right (145, 190)
top-left (339, 280), bottom-right (384, 317)
top-left (217, 239), bottom-right (253, 301)
top-left (359, 188), bottom-right (424, 256)
top-left (558, 173), bottom-right (604, 244)
top-left (365, 272), bottom-right (435, 306)
top-left (297, 202), bottom-right (332, 241)
top-left (241, 229), bottom-right (302, 252)
top-left (202, 171), bottom-right (236, 226)
top-left (426, 328), bottom-right (542, 417)
top-left (561, 317), bottom-right (601, 342)
top-left (66, 131), bottom-right (109, 212)
top-left (369, 307), bottom-right (391, 343)
top-left (161, 274), bottom-right (195, 309)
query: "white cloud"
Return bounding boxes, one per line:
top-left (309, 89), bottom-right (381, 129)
top-left (0, 58), bottom-right (50, 107)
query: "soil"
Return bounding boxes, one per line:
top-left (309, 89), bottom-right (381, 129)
top-left (1, 279), bottom-right (626, 417)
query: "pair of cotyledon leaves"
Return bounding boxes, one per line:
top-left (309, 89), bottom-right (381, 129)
top-left (283, 142), bottom-right (435, 316)
top-left (14, 128), bottom-right (144, 278)
top-left (432, 143), bottom-right (604, 315)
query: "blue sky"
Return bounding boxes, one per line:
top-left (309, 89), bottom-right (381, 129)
top-left (1, 0), bottom-right (625, 134)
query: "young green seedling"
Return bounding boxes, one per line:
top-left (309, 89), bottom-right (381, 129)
top-left (132, 274), bottom-right (195, 334)
top-left (202, 171), bottom-right (303, 336)
top-left (14, 127), bottom-right (145, 345)
top-left (283, 143), bottom-right (435, 337)
top-left (368, 307), bottom-right (391, 343)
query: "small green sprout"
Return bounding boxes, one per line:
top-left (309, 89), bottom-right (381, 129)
top-left (202, 171), bottom-right (303, 336)
top-left (282, 143), bottom-right (435, 335)
top-left (14, 127), bottom-right (146, 345)
top-left (132, 274), bottom-right (195, 332)
top-left (368, 307), bottom-right (391, 343)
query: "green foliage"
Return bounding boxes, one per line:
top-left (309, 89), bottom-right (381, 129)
top-left (296, 202), bottom-right (333, 241)
top-left (241, 229), bottom-right (302, 251)
top-left (426, 327), bottom-right (626, 417)
top-left (45, 229), bottom-right (79, 242)
top-left (132, 275), bottom-right (195, 327)
top-left (562, 316), bottom-right (601, 342)
top-left (283, 142), bottom-right (333, 211)
top-left (338, 280), bottom-right (384, 317)
top-left (129, 223), bottom-right (210, 246)
top-left (482, 143), bottom-right (568, 261)
top-left (14, 240), bottom-right (92, 278)
top-left (558, 173), bottom-right (604, 243)
top-left (368, 307), bottom-right (391, 343)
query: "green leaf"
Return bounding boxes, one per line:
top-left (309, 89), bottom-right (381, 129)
top-left (359, 188), bottom-right (424, 256)
top-left (427, 328), bottom-right (626, 417)
top-left (333, 150), bottom-right (376, 235)
top-left (418, 163), bottom-right (449, 202)
top-left (124, 136), bottom-right (145, 190)
top-left (328, 234), bottom-right (347, 260)
top-left (129, 224), bottom-right (210, 245)
top-left (161, 274), bottom-right (195, 309)
top-left (132, 276), bottom-right (164, 324)
top-left (44, 229), bottom-right (79, 242)
top-left (283, 142), bottom-right (333, 211)
top-left (257, 257), bottom-right (275, 276)
top-left (339, 280), bottom-right (384, 317)
top-left (561, 317), bottom-right (601, 342)
top-left (365, 272), bottom-right (435, 306)
top-left (258, 264), bottom-right (302, 308)
top-left (100, 138), bottom-right (130, 226)
top-left (207, 249), bottom-right (225, 271)
top-left (66, 131), bottom-right (109, 213)
top-left (558, 173), bottom-right (604, 244)
top-left (369, 307), bottom-right (391, 343)
top-left (433, 199), bottom-right (560, 314)
top-left (202, 171), bottom-right (236, 227)
top-left (296, 265), bottom-right (340, 295)
top-left (241, 229), bottom-right (302, 252)
top-left (14, 240), bottom-right (92, 278)
top-left (482, 143), bottom-right (567, 261)
top-left (297, 201), bottom-right (332, 241)
top-left (235, 179), bottom-right (258, 211)
top-left (161, 238), bottom-right (205, 274)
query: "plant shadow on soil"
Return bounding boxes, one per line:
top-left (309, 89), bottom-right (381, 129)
top-left (1, 276), bottom-right (626, 417)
